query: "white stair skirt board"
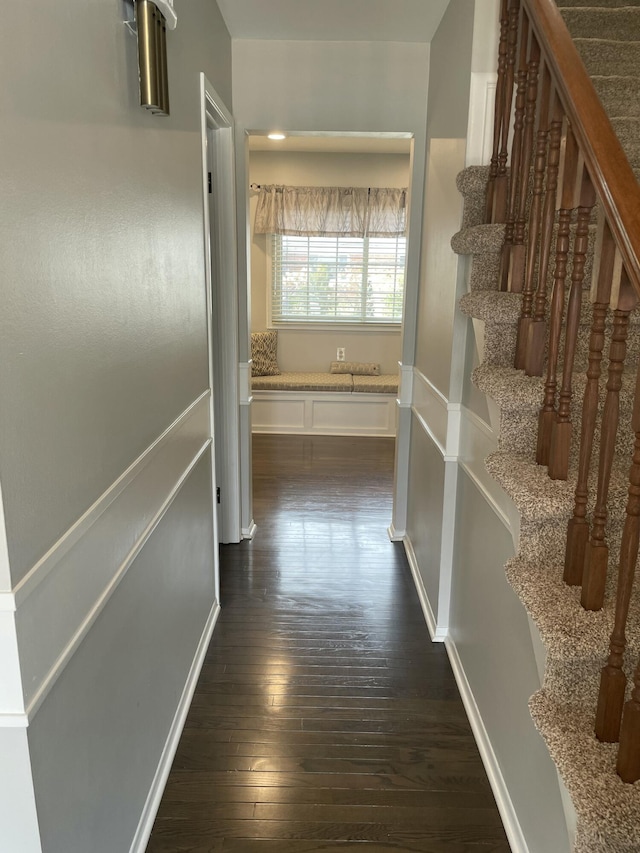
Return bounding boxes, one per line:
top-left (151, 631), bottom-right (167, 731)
top-left (251, 391), bottom-right (397, 437)
top-left (445, 638), bottom-right (530, 853)
top-left (130, 601), bottom-right (221, 853)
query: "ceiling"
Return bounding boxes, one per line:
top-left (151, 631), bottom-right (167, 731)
top-left (215, 0), bottom-right (450, 43)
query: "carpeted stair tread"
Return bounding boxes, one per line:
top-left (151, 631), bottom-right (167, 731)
top-left (456, 166), bottom-right (490, 230)
top-left (560, 7), bottom-right (640, 41)
top-left (529, 693), bottom-right (640, 853)
top-left (486, 450), bottom-right (575, 520)
top-left (575, 38), bottom-right (640, 78)
top-left (459, 290), bottom-right (522, 323)
top-left (472, 363), bottom-right (543, 408)
top-left (451, 223), bottom-right (504, 255)
top-left (592, 76), bottom-right (640, 118)
top-left (505, 554), bottom-right (640, 662)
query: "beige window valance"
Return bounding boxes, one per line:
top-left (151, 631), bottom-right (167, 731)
top-left (253, 185), bottom-right (407, 238)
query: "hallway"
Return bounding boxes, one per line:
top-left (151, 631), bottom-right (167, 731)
top-left (147, 435), bottom-right (509, 852)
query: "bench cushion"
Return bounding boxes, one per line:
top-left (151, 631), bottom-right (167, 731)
top-left (352, 374), bottom-right (399, 394)
top-left (252, 372), bottom-right (354, 392)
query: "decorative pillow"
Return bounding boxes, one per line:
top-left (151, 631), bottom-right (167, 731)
top-left (330, 361), bottom-right (381, 376)
top-left (251, 331), bottom-right (280, 376)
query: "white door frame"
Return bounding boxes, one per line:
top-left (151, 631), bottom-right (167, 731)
top-left (199, 74), bottom-right (241, 547)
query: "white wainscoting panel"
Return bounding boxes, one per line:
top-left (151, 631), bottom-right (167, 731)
top-left (411, 368), bottom-right (448, 455)
top-left (251, 391), bottom-right (396, 437)
top-left (14, 393), bottom-right (213, 719)
top-left (458, 404), bottom-right (518, 534)
top-left (130, 601), bottom-right (221, 853)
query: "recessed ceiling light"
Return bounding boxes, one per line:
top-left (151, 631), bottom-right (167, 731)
top-left (267, 132), bottom-right (286, 141)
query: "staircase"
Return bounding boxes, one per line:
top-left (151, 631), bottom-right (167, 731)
top-left (453, 2), bottom-right (640, 851)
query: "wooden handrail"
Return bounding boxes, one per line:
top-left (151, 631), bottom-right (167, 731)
top-left (524, 0), bottom-right (640, 297)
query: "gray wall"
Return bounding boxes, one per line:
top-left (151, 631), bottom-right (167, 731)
top-left (406, 419), bottom-right (445, 609)
top-left (0, 0), bottom-right (230, 583)
top-left (0, 1), bottom-right (232, 849)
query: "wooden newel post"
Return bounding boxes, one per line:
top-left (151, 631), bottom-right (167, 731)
top-left (596, 350), bottom-right (640, 744)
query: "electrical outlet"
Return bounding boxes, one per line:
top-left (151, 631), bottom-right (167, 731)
top-left (337, 347), bottom-right (345, 362)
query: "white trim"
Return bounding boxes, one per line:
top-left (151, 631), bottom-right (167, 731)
top-left (241, 521), bottom-right (257, 540)
top-left (387, 524), bottom-right (404, 542)
top-left (398, 362), bottom-right (413, 408)
top-left (0, 713), bottom-right (29, 728)
top-left (435, 460), bottom-right (459, 638)
top-left (445, 637), bottom-right (530, 853)
top-left (444, 402), bottom-right (462, 461)
top-left (25, 438), bottom-right (212, 721)
top-left (129, 601), bottom-right (221, 853)
top-left (13, 391), bottom-right (209, 607)
top-left (403, 536), bottom-right (447, 643)
top-left (0, 593), bottom-right (15, 613)
top-left (466, 72), bottom-right (498, 168)
top-left (200, 73), bottom-right (241, 546)
top-left (239, 362), bottom-right (252, 406)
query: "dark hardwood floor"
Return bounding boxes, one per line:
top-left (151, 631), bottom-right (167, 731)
top-left (146, 435), bottom-right (510, 852)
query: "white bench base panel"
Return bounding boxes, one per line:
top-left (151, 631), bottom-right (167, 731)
top-left (251, 391), bottom-right (397, 437)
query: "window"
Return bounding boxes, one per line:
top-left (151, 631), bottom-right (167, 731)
top-left (270, 233), bottom-right (406, 325)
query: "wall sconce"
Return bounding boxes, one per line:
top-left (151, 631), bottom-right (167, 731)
top-left (130, 0), bottom-right (177, 117)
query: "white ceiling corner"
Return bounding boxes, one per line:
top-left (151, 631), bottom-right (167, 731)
top-left (215, 0), bottom-right (450, 43)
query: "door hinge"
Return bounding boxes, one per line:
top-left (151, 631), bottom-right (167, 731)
top-left (208, 172), bottom-right (212, 194)
top-left (216, 486), bottom-right (221, 504)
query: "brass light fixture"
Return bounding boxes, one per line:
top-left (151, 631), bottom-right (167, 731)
top-left (135, 0), bottom-right (170, 116)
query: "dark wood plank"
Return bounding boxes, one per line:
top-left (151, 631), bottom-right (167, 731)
top-left (146, 435), bottom-right (508, 852)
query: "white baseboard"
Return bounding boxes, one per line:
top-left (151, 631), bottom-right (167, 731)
top-left (129, 600), bottom-right (221, 853)
top-left (402, 536), bottom-right (447, 643)
top-left (387, 524), bottom-right (405, 542)
top-left (445, 637), bottom-right (529, 853)
top-left (242, 521), bottom-right (257, 540)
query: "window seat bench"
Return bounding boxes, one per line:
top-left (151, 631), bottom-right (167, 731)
top-left (251, 372), bottom-right (399, 437)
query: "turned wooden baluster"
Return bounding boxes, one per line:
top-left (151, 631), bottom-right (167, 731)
top-left (618, 630), bottom-right (640, 781)
top-left (515, 62), bottom-right (551, 369)
top-left (500, 9), bottom-right (529, 291)
top-left (536, 127), bottom-right (580, 467)
top-left (486, 0), bottom-right (510, 223)
top-left (582, 271), bottom-right (638, 609)
top-left (596, 357), bottom-right (640, 744)
top-left (508, 29), bottom-right (541, 294)
top-left (548, 166), bottom-right (597, 480)
top-left (525, 94), bottom-right (564, 377)
top-left (563, 217), bottom-right (617, 586)
top-left (493, 0), bottom-right (521, 224)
